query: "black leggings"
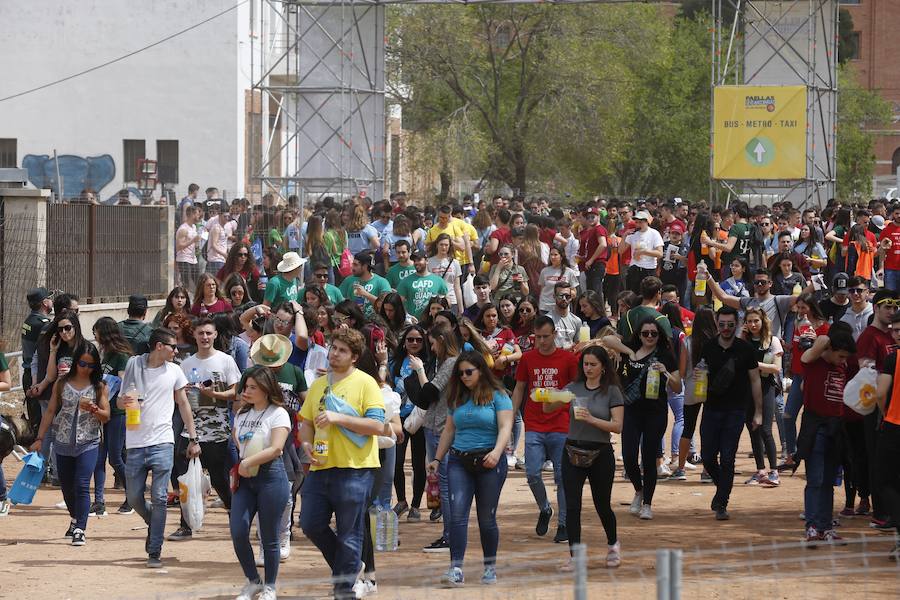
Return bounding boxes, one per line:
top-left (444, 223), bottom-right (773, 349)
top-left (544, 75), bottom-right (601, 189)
top-left (682, 403), bottom-right (702, 441)
top-left (394, 423), bottom-right (426, 508)
top-left (622, 405), bottom-right (667, 505)
top-left (172, 438), bottom-right (233, 530)
top-left (843, 418), bottom-right (869, 507)
top-left (747, 385), bottom-right (778, 471)
top-left (562, 442), bottom-right (616, 548)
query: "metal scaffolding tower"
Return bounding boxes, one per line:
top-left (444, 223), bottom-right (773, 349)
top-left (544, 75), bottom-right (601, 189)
top-left (711, 0), bottom-right (838, 208)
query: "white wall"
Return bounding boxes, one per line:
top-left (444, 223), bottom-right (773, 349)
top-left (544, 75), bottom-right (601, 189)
top-left (0, 0), bottom-right (247, 200)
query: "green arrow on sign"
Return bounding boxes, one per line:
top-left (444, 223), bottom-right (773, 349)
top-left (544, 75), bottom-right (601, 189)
top-left (745, 137), bottom-right (775, 167)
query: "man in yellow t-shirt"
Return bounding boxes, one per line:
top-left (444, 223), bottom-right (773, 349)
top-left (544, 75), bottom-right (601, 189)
top-left (425, 204), bottom-right (468, 265)
top-left (451, 205), bottom-right (479, 278)
top-left (298, 329), bottom-right (386, 599)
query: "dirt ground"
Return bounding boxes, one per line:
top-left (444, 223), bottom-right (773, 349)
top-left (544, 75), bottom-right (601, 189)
top-left (1, 429), bottom-right (898, 600)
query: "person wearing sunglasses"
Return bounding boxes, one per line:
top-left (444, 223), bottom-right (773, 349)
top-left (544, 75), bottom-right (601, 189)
top-left (428, 351), bottom-right (513, 586)
top-left (31, 341), bottom-right (110, 547)
top-left (548, 281), bottom-right (585, 350)
top-left (298, 262), bottom-right (345, 308)
top-left (119, 328), bottom-right (202, 568)
top-left (874, 311), bottom-right (900, 560)
top-left (709, 268), bottom-right (805, 340)
top-left (602, 318), bottom-right (681, 521)
top-left (838, 276), bottom-right (874, 341)
top-left (699, 306), bottom-right (763, 521)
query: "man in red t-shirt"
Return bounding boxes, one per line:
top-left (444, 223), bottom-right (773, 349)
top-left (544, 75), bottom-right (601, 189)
top-left (881, 205), bottom-right (900, 292)
top-left (512, 316), bottom-right (579, 542)
top-left (798, 326), bottom-right (858, 543)
top-left (577, 208), bottom-right (609, 301)
top-left (484, 208), bottom-right (513, 265)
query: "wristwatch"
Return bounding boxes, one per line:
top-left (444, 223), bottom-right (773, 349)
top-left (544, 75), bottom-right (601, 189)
top-left (188, 437), bottom-right (199, 444)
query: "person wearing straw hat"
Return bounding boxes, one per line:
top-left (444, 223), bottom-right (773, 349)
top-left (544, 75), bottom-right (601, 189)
top-left (264, 252), bottom-right (306, 309)
top-left (245, 334), bottom-right (307, 566)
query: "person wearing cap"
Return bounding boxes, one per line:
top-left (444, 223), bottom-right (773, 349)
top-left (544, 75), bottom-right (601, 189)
top-left (818, 273), bottom-right (851, 323)
top-left (396, 251), bottom-right (449, 320)
top-left (299, 328), bottom-right (385, 600)
top-left (264, 251), bottom-right (306, 308)
top-left (880, 203), bottom-right (900, 292)
top-left (338, 250), bottom-right (391, 319)
top-left (205, 202), bottom-right (229, 275)
top-left (118, 295), bottom-right (152, 355)
top-left (577, 207), bottom-right (609, 304)
top-left (619, 210), bottom-right (664, 295)
top-left (22, 287), bottom-right (53, 392)
top-left (166, 317), bottom-right (242, 542)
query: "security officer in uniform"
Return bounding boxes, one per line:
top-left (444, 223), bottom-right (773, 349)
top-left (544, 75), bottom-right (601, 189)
top-left (21, 287), bottom-right (52, 432)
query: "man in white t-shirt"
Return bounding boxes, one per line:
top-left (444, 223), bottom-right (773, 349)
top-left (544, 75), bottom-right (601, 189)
top-left (167, 318), bottom-right (242, 541)
top-left (121, 327), bottom-right (201, 569)
top-left (176, 205), bottom-right (202, 291)
top-left (620, 210), bottom-right (664, 294)
top-left (204, 203), bottom-right (229, 275)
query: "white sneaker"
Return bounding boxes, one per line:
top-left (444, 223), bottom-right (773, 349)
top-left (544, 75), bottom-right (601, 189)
top-left (639, 504), bottom-right (653, 520)
top-left (209, 497), bottom-right (225, 509)
top-left (542, 460), bottom-right (554, 472)
top-left (657, 464), bottom-right (672, 478)
top-left (258, 585), bottom-right (277, 600)
top-left (0, 499), bottom-right (10, 517)
top-left (683, 461), bottom-right (698, 471)
top-left (629, 491), bottom-right (643, 515)
top-left (55, 500), bottom-right (68, 510)
top-left (353, 579), bottom-right (378, 598)
top-left (255, 548), bottom-right (264, 567)
top-left (235, 581), bottom-right (262, 600)
top-left (506, 453), bottom-right (517, 468)
top-left (279, 536), bottom-right (291, 562)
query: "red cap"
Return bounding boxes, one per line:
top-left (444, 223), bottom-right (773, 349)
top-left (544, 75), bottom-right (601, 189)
top-left (668, 221), bottom-right (686, 234)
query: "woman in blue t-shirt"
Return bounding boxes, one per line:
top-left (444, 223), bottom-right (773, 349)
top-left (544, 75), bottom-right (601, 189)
top-left (428, 351), bottom-right (513, 587)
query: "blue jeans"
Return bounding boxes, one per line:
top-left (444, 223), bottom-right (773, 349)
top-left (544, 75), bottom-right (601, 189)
top-left (424, 427), bottom-right (450, 539)
top-left (374, 445), bottom-right (396, 509)
top-left (524, 430), bottom-right (567, 527)
top-left (38, 399), bottom-right (56, 478)
top-left (804, 425), bottom-right (839, 532)
top-left (57, 447), bottom-right (99, 530)
top-left (94, 413), bottom-right (126, 504)
top-left (447, 452), bottom-right (508, 569)
top-left (509, 411), bottom-right (523, 456)
top-left (300, 468), bottom-right (375, 599)
top-left (125, 443), bottom-right (174, 557)
top-left (700, 409), bottom-right (745, 510)
top-left (231, 458), bottom-right (290, 586)
top-left (659, 393), bottom-right (685, 457)
top-left (783, 375), bottom-right (804, 457)
top-left (884, 269), bottom-right (900, 295)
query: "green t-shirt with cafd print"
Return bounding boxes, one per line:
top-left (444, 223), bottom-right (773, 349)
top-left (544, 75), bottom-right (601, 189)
top-left (396, 274), bottom-right (449, 319)
top-left (264, 274), bottom-right (300, 306)
top-left (338, 274), bottom-right (392, 317)
top-left (387, 262), bottom-right (416, 290)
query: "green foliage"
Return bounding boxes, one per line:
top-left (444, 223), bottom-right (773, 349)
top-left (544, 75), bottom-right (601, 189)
top-left (837, 9), bottom-right (857, 65)
top-left (836, 65), bottom-right (892, 201)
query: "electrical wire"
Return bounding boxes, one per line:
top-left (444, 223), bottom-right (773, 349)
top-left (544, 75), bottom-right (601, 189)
top-left (0, 0), bottom-right (249, 104)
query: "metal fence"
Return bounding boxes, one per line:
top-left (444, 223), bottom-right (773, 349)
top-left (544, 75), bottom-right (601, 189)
top-left (46, 203), bottom-right (171, 304)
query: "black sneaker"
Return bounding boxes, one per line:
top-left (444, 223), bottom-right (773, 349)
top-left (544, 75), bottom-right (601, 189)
top-left (393, 501), bottom-right (409, 516)
top-left (146, 554), bottom-right (163, 569)
top-left (429, 509), bottom-right (442, 522)
top-left (715, 508), bottom-right (731, 521)
top-left (553, 525), bottom-right (568, 543)
top-left (64, 519), bottom-right (76, 538)
top-left (167, 526), bottom-right (192, 541)
top-left (688, 453), bottom-right (703, 465)
top-left (407, 507), bottom-right (421, 522)
top-left (113, 473), bottom-right (125, 490)
top-left (117, 500), bottom-right (134, 515)
top-left (71, 528), bottom-right (86, 546)
top-left (88, 502), bottom-right (107, 517)
top-left (536, 507), bottom-right (553, 537)
top-left (422, 537), bottom-right (450, 553)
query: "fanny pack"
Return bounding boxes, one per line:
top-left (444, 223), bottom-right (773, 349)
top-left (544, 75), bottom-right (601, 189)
top-left (451, 447), bottom-right (494, 475)
top-left (565, 441), bottom-right (602, 468)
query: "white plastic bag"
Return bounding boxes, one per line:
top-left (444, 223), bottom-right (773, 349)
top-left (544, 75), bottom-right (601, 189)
top-left (305, 344), bottom-right (329, 388)
top-left (403, 406), bottom-right (427, 435)
top-left (461, 274), bottom-right (477, 309)
top-left (178, 458), bottom-right (206, 531)
top-left (843, 366), bottom-right (879, 416)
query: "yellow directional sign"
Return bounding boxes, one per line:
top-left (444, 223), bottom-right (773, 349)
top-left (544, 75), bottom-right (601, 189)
top-left (713, 85), bottom-right (807, 180)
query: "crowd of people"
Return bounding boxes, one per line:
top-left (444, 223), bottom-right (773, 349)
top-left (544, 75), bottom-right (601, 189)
top-left (0, 188), bottom-right (899, 600)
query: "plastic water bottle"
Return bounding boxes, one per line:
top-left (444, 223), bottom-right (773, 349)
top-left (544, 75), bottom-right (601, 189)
top-left (694, 262), bottom-right (708, 296)
top-left (797, 315), bottom-right (815, 350)
top-left (577, 325), bottom-right (591, 342)
top-left (530, 388), bottom-right (576, 403)
top-left (186, 368), bottom-right (201, 410)
top-left (379, 506), bottom-right (399, 551)
top-left (124, 383), bottom-right (141, 430)
top-left (792, 281), bottom-right (803, 296)
top-left (693, 359), bottom-right (708, 403)
top-left (426, 472), bottom-right (441, 509)
top-left (645, 363), bottom-right (661, 398)
top-left (369, 505), bottom-right (381, 550)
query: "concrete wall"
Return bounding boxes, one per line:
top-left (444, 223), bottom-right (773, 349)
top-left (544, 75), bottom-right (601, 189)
top-left (0, 0), bottom-right (248, 200)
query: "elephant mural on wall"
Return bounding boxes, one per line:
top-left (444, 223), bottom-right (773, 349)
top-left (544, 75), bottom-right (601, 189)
top-left (22, 154), bottom-right (116, 199)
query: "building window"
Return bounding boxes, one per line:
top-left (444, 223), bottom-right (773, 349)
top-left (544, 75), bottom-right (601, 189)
top-left (157, 140), bottom-right (179, 184)
top-left (123, 139), bottom-right (145, 181)
top-left (0, 138), bottom-right (17, 168)
top-left (847, 32), bottom-right (861, 60)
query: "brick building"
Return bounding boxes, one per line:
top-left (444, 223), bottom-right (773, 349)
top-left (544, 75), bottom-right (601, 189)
top-left (842, 0), bottom-right (900, 180)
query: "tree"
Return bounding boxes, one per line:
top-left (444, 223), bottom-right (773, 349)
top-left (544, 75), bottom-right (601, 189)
top-left (835, 64), bottom-right (891, 201)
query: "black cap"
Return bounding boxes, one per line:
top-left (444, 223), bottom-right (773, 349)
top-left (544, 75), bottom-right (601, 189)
top-left (27, 287), bottom-right (51, 304)
top-left (410, 250), bottom-right (426, 261)
top-left (128, 294), bottom-right (148, 312)
top-left (832, 272), bottom-right (849, 293)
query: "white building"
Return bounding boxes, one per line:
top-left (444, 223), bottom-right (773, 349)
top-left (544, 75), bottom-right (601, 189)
top-left (0, 0), bottom-right (252, 202)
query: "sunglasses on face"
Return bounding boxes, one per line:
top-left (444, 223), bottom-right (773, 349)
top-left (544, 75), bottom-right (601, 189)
top-left (754, 280), bottom-right (770, 286)
top-left (640, 330), bottom-right (659, 339)
top-left (237, 252), bottom-right (249, 257)
top-left (77, 359), bottom-right (97, 369)
top-left (405, 337), bottom-right (423, 344)
top-left (519, 307), bottom-right (533, 314)
top-left (718, 322), bottom-right (737, 329)
top-left (315, 273), bottom-right (329, 279)
top-left (849, 288), bottom-right (866, 295)
top-left (162, 343), bottom-right (178, 350)
top-left (458, 368), bottom-right (477, 377)
top-left (556, 294), bottom-right (572, 301)
top-left (59, 324), bottom-right (74, 333)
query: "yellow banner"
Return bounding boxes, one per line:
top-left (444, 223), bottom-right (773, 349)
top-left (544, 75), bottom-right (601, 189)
top-left (713, 85), bottom-right (807, 180)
